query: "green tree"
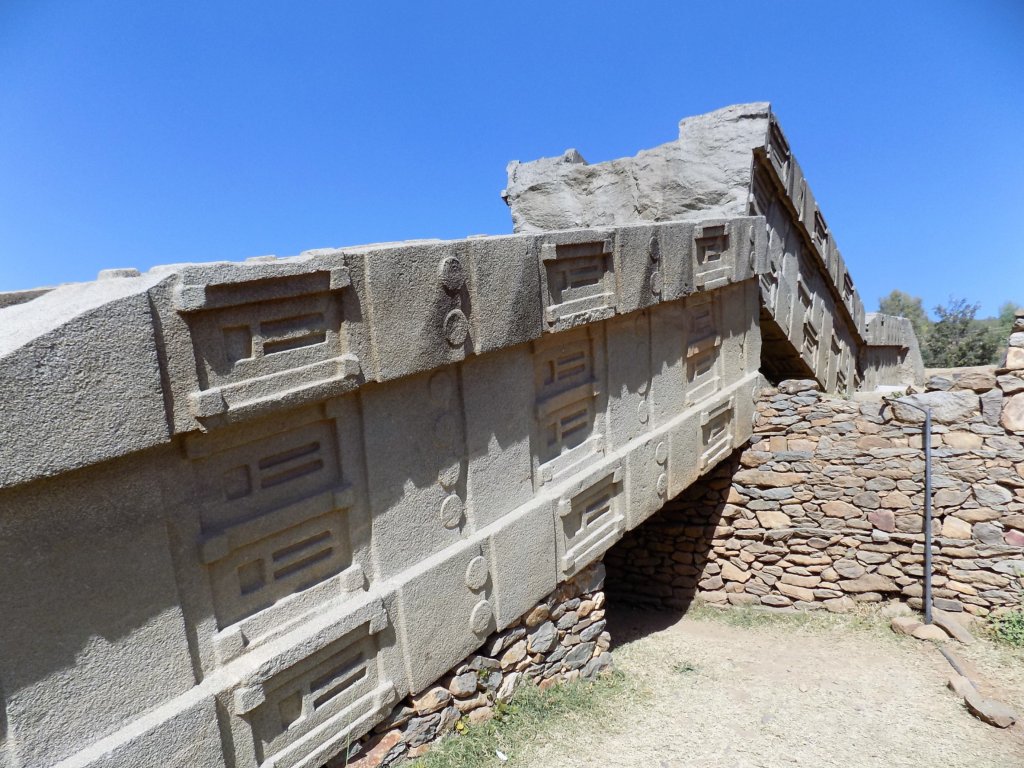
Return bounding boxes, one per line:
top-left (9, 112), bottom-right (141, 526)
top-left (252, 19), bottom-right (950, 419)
top-left (878, 290), bottom-right (931, 344)
top-left (994, 301), bottom-right (1018, 341)
top-left (983, 300), bottom-right (1022, 365)
top-left (923, 297), bottom-right (997, 367)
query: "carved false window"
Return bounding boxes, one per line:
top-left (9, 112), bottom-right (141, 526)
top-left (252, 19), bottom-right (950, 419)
top-left (532, 328), bottom-right (605, 484)
top-left (540, 239), bottom-right (616, 330)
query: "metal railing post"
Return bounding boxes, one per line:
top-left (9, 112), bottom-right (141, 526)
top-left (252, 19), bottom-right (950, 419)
top-left (884, 397), bottom-right (934, 623)
top-left (923, 407), bottom-right (933, 624)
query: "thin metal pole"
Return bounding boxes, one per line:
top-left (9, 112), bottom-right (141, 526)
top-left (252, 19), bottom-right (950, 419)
top-left (923, 407), bottom-right (933, 624)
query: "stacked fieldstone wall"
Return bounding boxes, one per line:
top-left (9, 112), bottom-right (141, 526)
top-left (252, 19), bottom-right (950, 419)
top-left (338, 564), bottom-right (611, 767)
top-left (1003, 307), bottom-right (1024, 431)
top-left (607, 359), bottom-right (1024, 618)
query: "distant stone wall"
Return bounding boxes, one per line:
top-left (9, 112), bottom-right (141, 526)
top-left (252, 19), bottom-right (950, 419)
top-left (340, 564), bottom-right (610, 768)
top-left (607, 370), bottom-right (1024, 617)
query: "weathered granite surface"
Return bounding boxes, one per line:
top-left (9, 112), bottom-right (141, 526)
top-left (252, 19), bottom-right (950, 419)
top-left (504, 103), bottom-right (770, 232)
top-left (0, 219), bottom-right (763, 768)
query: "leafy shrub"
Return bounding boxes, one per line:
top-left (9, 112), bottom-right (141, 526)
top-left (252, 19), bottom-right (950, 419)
top-left (989, 607), bottom-right (1024, 648)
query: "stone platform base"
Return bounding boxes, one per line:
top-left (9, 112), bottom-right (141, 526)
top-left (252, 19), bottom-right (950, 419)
top-left (337, 563), bottom-right (612, 767)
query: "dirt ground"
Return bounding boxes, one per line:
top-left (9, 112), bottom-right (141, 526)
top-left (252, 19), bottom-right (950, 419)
top-left (516, 607), bottom-right (1024, 768)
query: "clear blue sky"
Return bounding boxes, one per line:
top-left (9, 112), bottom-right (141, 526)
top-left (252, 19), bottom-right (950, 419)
top-left (1, 1), bottom-right (1021, 318)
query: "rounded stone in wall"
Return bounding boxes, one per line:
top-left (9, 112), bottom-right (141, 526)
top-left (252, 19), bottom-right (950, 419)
top-left (655, 441), bottom-right (668, 464)
top-left (637, 399), bottom-right (650, 424)
top-left (657, 472), bottom-right (668, 496)
top-left (469, 600), bottom-right (494, 635)
top-left (440, 494), bottom-right (464, 529)
top-left (444, 309), bottom-right (469, 346)
top-left (437, 457), bottom-right (461, 489)
top-left (465, 555), bottom-right (489, 590)
top-left (648, 235), bottom-right (660, 262)
top-left (438, 256), bottom-right (466, 293)
top-left (650, 270), bottom-right (662, 296)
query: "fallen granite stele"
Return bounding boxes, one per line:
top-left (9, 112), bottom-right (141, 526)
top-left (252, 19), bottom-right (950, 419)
top-left (0, 103), bottom-right (926, 768)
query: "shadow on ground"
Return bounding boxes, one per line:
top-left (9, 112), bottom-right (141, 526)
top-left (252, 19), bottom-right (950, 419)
top-left (602, 450), bottom-right (741, 650)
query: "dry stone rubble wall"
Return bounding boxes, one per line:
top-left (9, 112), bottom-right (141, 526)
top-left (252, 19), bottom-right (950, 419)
top-left (607, 365), bottom-right (1024, 616)
top-left (341, 564), bottom-right (610, 768)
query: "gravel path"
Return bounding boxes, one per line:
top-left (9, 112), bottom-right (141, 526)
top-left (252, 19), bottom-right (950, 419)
top-left (516, 608), bottom-right (1024, 768)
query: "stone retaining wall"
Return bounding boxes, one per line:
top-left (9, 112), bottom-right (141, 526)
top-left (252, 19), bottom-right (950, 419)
top-left (339, 564), bottom-right (611, 767)
top-left (607, 370), bottom-right (1024, 617)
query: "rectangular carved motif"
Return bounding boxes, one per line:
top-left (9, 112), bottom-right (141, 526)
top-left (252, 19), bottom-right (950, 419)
top-left (685, 298), bottom-right (722, 405)
top-left (802, 320), bottom-right (819, 362)
top-left (209, 510), bottom-right (352, 629)
top-left (768, 119), bottom-right (790, 173)
top-left (533, 330), bottom-right (603, 483)
top-left (179, 269), bottom-right (359, 425)
top-left (198, 420), bottom-right (341, 531)
top-left (694, 225), bottom-right (731, 289)
top-left (249, 624), bottom-right (379, 765)
top-left (541, 240), bottom-right (615, 329)
top-left (558, 469), bottom-right (623, 574)
top-left (813, 210), bottom-right (828, 249)
top-left (701, 399), bottom-right (734, 469)
top-left (190, 418), bottom-right (359, 632)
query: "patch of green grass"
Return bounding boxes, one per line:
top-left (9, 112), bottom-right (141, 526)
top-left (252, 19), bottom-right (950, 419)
top-left (988, 608), bottom-right (1024, 648)
top-left (671, 661), bottom-right (697, 675)
top-left (407, 672), bottom-right (631, 768)
top-left (683, 601), bottom-right (892, 637)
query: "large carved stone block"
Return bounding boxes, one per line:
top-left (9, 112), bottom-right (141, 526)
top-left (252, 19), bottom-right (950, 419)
top-left (361, 369), bottom-right (471, 579)
top-left (486, 499), bottom-right (558, 630)
top-left (223, 596), bottom-right (399, 768)
top-left (0, 103), bottom-right (908, 768)
top-left (531, 325), bottom-right (609, 488)
top-left (178, 399), bottom-right (372, 667)
top-left (162, 255), bottom-right (359, 432)
top-left (554, 461), bottom-right (626, 580)
top-left (393, 541), bottom-right (496, 693)
top-left (0, 276), bottom-right (170, 488)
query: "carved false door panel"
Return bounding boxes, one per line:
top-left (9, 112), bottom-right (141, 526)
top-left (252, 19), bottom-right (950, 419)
top-left (554, 464), bottom-right (625, 580)
top-left (185, 401), bottom-right (369, 663)
top-left (531, 326), bottom-right (608, 488)
top-left (693, 224), bottom-right (732, 290)
top-left (684, 295), bottom-right (722, 407)
top-left (700, 397), bottom-right (735, 471)
top-left (539, 236), bottom-right (616, 331)
top-left (228, 600), bottom-right (397, 768)
top-left (174, 264), bottom-right (360, 428)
